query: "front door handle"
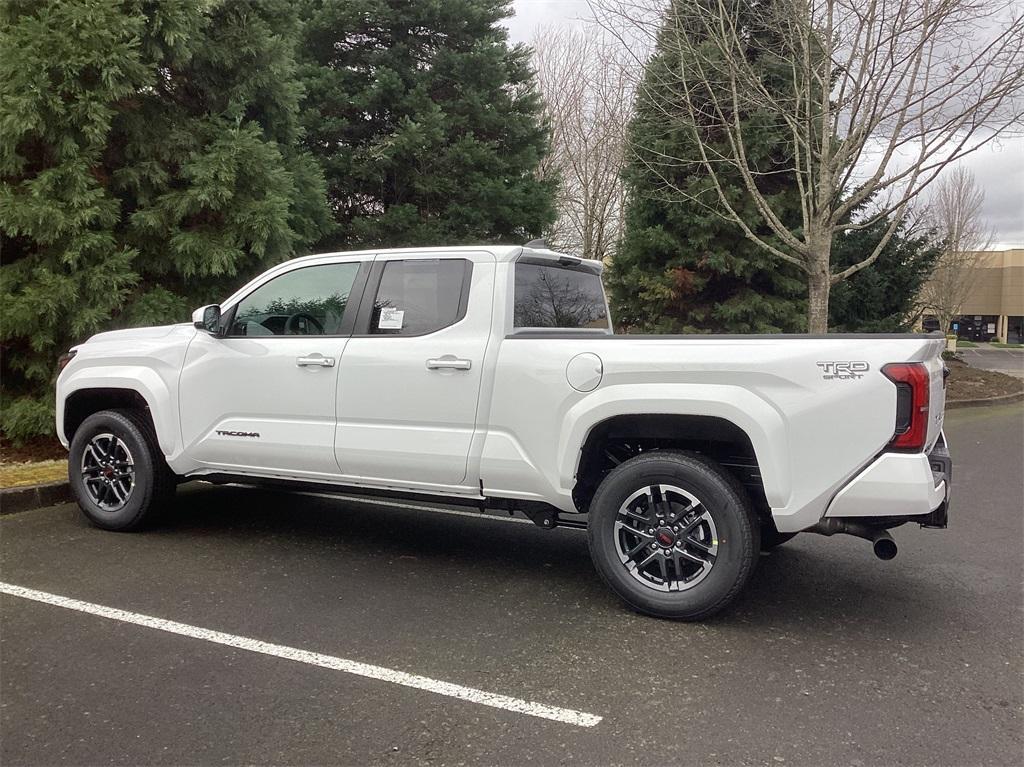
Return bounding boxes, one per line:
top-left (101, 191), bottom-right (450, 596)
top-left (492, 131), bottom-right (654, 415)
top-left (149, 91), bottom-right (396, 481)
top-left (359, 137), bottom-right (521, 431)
top-left (296, 355), bottom-right (335, 367)
top-left (426, 356), bottom-right (472, 371)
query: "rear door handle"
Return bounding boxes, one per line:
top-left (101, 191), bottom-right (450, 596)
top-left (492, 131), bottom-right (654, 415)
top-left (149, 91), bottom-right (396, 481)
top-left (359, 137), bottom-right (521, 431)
top-left (426, 356), bottom-right (472, 371)
top-left (296, 355), bottom-right (335, 367)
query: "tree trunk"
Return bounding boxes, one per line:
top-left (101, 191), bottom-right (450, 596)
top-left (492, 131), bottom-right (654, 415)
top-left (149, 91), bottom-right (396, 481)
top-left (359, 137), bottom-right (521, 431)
top-left (807, 269), bottom-right (830, 333)
top-left (804, 224), bottom-right (832, 333)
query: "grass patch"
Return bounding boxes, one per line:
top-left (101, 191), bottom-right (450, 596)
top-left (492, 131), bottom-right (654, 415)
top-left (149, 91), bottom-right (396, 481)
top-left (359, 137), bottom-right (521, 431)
top-left (990, 342), bottom-right (1024, 349)
top-left (0, 460), bottom-right (67, 489)
top-left (954, 339), bottom-right (979, 348)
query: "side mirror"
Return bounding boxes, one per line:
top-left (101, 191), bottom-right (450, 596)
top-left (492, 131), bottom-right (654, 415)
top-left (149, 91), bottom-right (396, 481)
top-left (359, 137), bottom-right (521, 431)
top-left (192, 304), bottom-right (222, 335)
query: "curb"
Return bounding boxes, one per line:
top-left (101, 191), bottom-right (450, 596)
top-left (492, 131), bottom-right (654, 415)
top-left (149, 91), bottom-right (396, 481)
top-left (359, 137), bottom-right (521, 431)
top-left (0, 481), bottom-right (73, 515)
top-left (947, 390), bottom-right (1024, 409)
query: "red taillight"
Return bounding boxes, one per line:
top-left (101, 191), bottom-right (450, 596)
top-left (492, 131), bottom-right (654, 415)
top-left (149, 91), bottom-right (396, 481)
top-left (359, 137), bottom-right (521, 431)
top-left (881, 362), bottom-right (930, 451)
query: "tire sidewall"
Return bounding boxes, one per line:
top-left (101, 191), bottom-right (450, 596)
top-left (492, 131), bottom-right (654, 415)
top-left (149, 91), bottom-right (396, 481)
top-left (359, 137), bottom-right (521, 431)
top-left (588, 454), bottom-right (757, 619)
top-left (69, 411), bottom-right (157, 531)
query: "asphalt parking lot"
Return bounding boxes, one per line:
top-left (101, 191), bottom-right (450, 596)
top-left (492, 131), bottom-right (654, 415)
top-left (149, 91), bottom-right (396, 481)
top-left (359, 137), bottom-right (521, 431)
top-left (2, 404), bottom-right (1022, 766)
top-left (959, 346), bottom-right (1024, 377)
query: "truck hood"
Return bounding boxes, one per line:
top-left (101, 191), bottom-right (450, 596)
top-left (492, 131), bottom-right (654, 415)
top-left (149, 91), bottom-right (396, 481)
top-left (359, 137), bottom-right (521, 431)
top-left (83, 323), bottom-right (192, 346)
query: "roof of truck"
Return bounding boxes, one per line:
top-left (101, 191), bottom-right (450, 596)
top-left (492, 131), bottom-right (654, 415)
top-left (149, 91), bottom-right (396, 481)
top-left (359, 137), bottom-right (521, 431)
top-left (287, 244), bottom-right (577, 265)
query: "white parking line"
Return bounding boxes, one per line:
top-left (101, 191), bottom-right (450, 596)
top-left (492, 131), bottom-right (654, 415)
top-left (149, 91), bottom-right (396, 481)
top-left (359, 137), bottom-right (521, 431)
top-left (0, 581), bottom-right (601, 728)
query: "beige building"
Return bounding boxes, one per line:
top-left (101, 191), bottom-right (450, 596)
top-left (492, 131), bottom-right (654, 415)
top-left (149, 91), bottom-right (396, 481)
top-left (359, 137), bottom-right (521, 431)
top-left (924, 248), bottom-right (1024, 343)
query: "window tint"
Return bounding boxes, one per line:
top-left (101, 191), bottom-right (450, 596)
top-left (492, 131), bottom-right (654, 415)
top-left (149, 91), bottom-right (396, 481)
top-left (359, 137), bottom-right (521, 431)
top-left (230, 262), bottom-right (361, 336)
top-left (514, 261), bottom-right (609, 329)
top-left (369, 259), bottom-right (470, 336)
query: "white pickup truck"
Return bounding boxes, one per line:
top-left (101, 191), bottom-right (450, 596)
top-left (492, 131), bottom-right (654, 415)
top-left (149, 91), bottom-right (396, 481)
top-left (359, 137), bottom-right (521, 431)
top-left (55, 244), bottom-right (952, 619)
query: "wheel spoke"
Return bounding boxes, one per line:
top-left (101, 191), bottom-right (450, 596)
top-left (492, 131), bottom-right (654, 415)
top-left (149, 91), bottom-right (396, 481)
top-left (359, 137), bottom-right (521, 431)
top-left (678, 544), bottom-right (715, 566)
top-left (621, 506), bottom-right (650, 523)
top-left (635, 550), bottom-right (658, 569)
top-left (624, 538), bottom-right (652, 559)
top-left (686, 536), bottom-right (712, 554)
top-left (83, 444), bottom-right (101, 467)
top-left (644, 486), bottom-right (659, 516)
top-left (680, 507), bottom-right (709, 536)
top-left (656, 555), bottom-right (668, 580)
top-left (615, 522), bottom-right (653, 559)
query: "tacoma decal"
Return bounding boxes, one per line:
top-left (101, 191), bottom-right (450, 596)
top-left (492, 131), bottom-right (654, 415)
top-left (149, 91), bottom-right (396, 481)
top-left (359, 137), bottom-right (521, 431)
top-left (215, 430), bottom-right (260, 438)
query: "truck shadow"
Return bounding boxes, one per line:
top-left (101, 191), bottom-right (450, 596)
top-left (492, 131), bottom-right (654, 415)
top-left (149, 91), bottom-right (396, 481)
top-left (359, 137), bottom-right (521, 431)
top-left (157, 482), bottom-right (956, 636)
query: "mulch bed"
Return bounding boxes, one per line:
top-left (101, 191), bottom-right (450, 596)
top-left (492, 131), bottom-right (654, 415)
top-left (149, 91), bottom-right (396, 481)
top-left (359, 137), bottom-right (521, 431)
top-left (1, 435), bottom-right (67, 464)
top-left (945, 357), bottom-right (1024, 402)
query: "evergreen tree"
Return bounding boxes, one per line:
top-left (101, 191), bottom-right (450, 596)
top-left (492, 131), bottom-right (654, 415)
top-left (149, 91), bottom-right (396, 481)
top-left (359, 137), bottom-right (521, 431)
top-left (297, 0), bottom-right (555, 248)
top-left (1, 0), bottom-right (330, 441)
top-left (607, 1), bottom-right (806, 334)
top-left (829, 217), bottom-right (940, 332)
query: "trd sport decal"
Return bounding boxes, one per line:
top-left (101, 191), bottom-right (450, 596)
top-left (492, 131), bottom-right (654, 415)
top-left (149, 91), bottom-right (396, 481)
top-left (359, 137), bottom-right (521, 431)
top-left (215, 430), bottom-right (260, 438)
top-left (816, 361), bottom-right (869, 380)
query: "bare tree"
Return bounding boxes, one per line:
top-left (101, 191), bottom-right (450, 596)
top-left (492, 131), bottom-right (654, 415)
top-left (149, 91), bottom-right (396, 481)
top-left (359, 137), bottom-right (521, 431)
top-left (595, 0), bottom-right (1024, 331)
top-left (532, 25), bottom-right (634, 261)
top-left (918, 166), bottom-right (994, 334)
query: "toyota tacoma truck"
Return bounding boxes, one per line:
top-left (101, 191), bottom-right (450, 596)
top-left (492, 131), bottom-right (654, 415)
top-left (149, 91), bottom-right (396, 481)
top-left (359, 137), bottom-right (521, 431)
top-left (55, 244), bottom-right (952, 619)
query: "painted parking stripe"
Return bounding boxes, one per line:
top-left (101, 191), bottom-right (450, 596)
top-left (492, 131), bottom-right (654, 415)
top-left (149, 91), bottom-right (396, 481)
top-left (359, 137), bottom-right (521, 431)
top-left (0, 581), bottom-right (601, 728)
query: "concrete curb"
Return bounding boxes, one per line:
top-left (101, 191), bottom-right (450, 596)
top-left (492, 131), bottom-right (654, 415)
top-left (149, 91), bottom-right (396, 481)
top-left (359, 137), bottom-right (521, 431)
top-left (0, 481), bottom-right (73, 515)
top-left (947, 390), bottom-right (1024, 409)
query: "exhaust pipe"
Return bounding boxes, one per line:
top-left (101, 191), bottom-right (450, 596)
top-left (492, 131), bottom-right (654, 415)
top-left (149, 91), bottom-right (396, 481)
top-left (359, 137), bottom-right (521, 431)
top-left (810, 519), bottom-right (898, 560)
top-left (872, 531), bottom-right (897, 560)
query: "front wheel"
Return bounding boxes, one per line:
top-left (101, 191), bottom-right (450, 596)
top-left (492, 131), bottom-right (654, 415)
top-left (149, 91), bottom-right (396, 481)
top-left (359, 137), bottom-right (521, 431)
top-left (587, 451), bottom-right (759, 620)
top-left (69, 409), bottom-right (175, 531)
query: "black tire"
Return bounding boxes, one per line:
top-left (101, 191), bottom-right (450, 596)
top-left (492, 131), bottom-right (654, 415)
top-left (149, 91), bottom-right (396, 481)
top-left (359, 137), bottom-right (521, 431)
top-left (68, 409), bottom-right (176, 531)
top-left (761, 528), bottom-right (797, 550)
top-left (587, 451), bottom-right (759, 620)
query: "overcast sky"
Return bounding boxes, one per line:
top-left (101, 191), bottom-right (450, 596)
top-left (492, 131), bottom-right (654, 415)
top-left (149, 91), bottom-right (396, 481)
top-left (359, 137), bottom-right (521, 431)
top-left (506, 0), bottom-right (1024, 249)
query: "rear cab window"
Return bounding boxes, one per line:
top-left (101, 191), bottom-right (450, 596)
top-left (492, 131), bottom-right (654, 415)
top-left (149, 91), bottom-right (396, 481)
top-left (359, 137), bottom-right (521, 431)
top-left (513, 257), bottom-right (610, 332)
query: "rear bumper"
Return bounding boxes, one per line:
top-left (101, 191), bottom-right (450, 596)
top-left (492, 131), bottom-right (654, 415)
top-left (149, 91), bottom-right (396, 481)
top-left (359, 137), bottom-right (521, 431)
top-left (823, 433), bottom-right (951, 524)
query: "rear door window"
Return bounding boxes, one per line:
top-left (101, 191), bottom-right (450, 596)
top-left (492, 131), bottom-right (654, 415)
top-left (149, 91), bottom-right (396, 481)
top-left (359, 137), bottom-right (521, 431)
top-left (369, 259), bottom-right (471, 336)
top-left (513, 259), bottom-right (609, 330)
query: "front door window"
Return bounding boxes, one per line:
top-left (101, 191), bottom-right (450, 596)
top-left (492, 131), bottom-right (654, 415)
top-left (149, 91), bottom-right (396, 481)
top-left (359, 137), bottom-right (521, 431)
top-left (230, 262), bottom-right (361, 336)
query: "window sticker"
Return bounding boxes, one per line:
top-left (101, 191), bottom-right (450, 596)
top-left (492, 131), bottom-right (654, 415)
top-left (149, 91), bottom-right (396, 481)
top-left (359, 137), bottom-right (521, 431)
top-left (378, 307), bottom-right (405, 330)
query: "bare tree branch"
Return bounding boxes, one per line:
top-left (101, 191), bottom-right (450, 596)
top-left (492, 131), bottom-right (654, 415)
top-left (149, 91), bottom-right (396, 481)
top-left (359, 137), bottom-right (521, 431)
top-left (594, 0), bottom-right (1024, 331)
top-left (918, 166), bottom-right (994, 332)
top-left (532, 25), bottom-right (635, 261)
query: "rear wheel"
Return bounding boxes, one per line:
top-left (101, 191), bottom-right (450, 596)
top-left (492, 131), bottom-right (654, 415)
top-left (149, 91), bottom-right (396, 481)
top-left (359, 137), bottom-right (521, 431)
top-left (69, 410), bottom-right (175, 531)
top-left (587, 451), bottom-right (759, 620)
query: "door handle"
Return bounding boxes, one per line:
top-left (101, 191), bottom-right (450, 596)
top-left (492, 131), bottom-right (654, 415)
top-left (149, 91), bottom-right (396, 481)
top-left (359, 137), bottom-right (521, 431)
top-left (296, 355), bottom-right (335, 367)
top-left (426, 356), bottom-right (472, 371)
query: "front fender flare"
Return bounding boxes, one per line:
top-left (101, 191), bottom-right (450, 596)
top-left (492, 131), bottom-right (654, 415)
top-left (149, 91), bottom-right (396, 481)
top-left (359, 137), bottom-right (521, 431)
top-left (58, 368), bottom-right (179, 457)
